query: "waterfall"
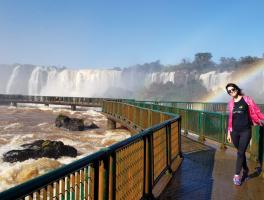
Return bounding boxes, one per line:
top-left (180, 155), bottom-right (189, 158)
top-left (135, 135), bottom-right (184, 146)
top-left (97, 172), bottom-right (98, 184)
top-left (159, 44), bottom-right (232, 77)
top-left (28, 67), bottom-right (47, 95)
top-left (4, 66), bottom-right (124, 97)
top-left (199, 71), bottom-right (233, 91)
top-left (2, 64), bottom-right (264, 102)
top-left (40, 69), bottom-right (123, 97)
top-left (145, 72), bottom-right (175, 86)
top-left (6, 65), bottom-right (21, 94)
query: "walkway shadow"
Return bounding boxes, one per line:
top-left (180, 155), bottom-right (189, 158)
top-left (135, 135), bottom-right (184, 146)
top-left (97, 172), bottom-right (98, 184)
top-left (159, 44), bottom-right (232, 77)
top-left (159, 139), bottom-right (216, 200)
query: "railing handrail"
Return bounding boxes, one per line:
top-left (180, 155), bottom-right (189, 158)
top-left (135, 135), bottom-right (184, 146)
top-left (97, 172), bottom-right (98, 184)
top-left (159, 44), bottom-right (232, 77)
top-left (130, 100), bottom-right (228, 104)
top-left (128, 100), bottom-right (264, 113)
top-left (1, 94), bottom-right (263, 107)
top-left (130, 101), bottom-right (229, 115)
top-left (129, 99), bottom-right (264, 105)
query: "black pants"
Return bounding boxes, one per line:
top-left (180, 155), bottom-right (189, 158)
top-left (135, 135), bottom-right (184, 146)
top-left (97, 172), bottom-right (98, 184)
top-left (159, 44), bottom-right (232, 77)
top-left (231, 129), bottom-right (251, 175)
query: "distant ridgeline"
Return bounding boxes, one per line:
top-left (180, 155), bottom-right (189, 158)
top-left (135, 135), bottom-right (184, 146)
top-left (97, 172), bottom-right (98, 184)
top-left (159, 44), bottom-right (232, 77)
top-left (1, 53), bottom-right (264, 103)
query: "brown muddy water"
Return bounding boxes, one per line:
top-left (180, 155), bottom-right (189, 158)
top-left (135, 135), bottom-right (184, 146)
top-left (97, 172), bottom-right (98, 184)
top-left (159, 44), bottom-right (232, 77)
top-left (0, 104), bottom-right (130, 192)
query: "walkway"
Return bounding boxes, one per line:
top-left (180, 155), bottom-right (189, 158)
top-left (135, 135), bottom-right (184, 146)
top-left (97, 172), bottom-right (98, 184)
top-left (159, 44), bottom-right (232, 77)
top-left (159, 136), bottom-right (264, 200)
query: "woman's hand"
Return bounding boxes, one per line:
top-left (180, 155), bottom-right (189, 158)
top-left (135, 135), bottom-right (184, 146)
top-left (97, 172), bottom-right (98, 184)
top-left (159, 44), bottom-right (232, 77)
top-left (227, 132), bottom-right (232, 143)
top-left (259, 120), bottom-right (264, 126)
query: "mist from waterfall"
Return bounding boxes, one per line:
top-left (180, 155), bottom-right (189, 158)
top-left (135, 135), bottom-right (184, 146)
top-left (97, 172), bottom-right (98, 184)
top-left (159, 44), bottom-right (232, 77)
top-left (200, 62), bottom-right (264, 103)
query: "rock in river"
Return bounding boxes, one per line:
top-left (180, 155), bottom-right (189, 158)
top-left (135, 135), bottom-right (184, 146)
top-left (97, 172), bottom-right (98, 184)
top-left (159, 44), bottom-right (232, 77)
top-left (3, 140), bottom-right (77, 163)
top-left (55, 114), bottom-right (84, 131)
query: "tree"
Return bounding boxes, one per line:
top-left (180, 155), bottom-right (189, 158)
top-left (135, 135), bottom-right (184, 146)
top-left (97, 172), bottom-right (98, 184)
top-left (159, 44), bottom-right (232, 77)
top-left (239, 56), bottom-right (260, 64)
top-left (219, 57), bottom-right (237, 70)
top-left (192, 52), bottom-right (215, 71)
top-left (194, 52), bottom-right (212, 64)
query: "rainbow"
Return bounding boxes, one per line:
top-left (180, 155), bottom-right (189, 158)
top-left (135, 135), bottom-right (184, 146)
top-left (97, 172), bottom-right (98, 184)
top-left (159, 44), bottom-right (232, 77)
top-left (202, 60), bottom-right (264, 102)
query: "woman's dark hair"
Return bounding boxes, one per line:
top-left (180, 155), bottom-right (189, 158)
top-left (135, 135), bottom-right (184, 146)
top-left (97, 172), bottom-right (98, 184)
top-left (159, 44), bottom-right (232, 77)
top-left (225, 83), bottom-right (244, 95)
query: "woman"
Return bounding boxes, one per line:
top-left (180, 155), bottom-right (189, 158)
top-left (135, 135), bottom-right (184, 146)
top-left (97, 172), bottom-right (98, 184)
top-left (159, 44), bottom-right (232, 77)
top-left (226, 83), bottom-right (264, 186)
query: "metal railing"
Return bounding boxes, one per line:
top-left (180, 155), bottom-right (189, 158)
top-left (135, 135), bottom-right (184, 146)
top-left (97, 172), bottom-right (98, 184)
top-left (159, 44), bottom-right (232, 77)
top-left (248, 126), bottom-right (264, 166)
top-left (126, 100), bottom-right (264, 113)
top-left (0, 94), bottom-right (133, 107)
top-left (127, 101), bottom-right (264, 166)
top-left (2, 94), bottom-right (262, 113)
top-left (0, 100), bottom-right (181, 200)
top-left (127, 101), bottom-right (227, 145)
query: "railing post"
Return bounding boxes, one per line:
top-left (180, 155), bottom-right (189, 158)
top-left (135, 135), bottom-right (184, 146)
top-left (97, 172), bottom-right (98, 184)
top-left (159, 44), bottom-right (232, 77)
top-left (249, 126), bottom-right (264, 178)
top-left (102, 101), bottom-right (105, 113)
top-left (93, 161), bottom-right (99, 200)
top-left (98, 158), bottom-right (109, 200)
top-left (71, 105), bottom-right (76, 111)
top-left (220, 113), bottom-right (227, 149)
top-left (109, 154), bottom-right (116, 200)
top-left (166, 124), bottom-right (172, 173)
top-left (198, 112), bottom-right (205, 142)
top-left (133, 106), bottom-right (137, 125)
top-left (148, 110), bottom-right (152, 127)
top-left (178, 117), bottom-right (183, 158)
top-left (250, 126), bottom-right (259, 162)
top-left (139, 109), bottom-right (143, 128)
top-left (143, 135), bottom-right (155, 199)
top-left (183, 109), bottom-right (188, 135)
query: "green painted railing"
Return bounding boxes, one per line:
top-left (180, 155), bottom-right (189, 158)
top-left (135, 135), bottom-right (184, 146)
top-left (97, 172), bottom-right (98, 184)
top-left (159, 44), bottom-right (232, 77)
top-left (127, 101), bottom-right (264, 165)
top-left (250, 126), bottom-right (264, 169)
top-left (126, 100), bottom-right (264, 113)
top-left (0, 100), bottom-right (181, 200)
top-left (127, 101), bottom-right (259, 147)
top-left (127, 101), bottom-right (227, 145)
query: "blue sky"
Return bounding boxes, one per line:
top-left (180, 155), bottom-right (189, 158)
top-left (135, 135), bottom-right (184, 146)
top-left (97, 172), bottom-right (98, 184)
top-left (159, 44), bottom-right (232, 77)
top-left (0, 0), bottom-right (264, 68)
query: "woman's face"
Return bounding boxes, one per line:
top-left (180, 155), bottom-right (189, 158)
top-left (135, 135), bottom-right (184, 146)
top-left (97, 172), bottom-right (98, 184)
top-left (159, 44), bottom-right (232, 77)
top-left (227, 86), bottom-right (238, 97)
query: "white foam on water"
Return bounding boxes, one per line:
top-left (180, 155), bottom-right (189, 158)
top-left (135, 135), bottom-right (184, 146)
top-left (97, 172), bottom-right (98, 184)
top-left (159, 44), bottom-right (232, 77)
top-left (18, 104), bottom-right (78, 113)
top-left (57, 138), bottom-right (83, 148)
top-left (0, 136), bottom-right (25, 158)
top-left (84, 133), bottom-right (105, 138)
top-left (84, 110), bottom-right (104, 117)
top-left (3, 122), bottom-right (22, 130)
top-left (19, 103), bottom-right (45, 107)
top-left (37, 106), bottom-right (53, 111)
top-left (0, 158), bottom-right (62, 192)
top-left (101, 130), bottom-right (131, 146)
top-left (37, 122), bottom-right (49, 126)
top-left (21, 134), bottom-right (35, 139)
top-left (57, 153), bottom-right (94, 165)
top-left (9, 135), bottom-right (26, 145)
